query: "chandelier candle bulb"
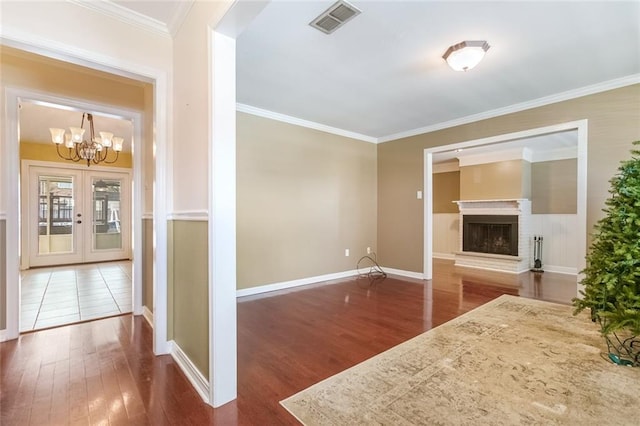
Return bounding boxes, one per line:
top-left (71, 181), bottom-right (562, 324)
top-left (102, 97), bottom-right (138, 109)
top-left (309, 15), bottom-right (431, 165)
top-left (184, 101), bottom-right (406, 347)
top-left (99, 132), bottom-right (113, 147)
top-left (49, 128), bottom-right (65, 144)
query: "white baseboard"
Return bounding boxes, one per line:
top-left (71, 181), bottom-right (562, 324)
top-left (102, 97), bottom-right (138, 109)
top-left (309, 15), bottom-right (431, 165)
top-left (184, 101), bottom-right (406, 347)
top-left (0, 329), bottom-right (7, 342)
top-left (142, 306), bottom-right (154, 327)
top-left (533, 265), bottom-right (578, 275)
top-left (169, 340), bottom-right (210, 404)
top-left (433, 252), bottom-right (456, 260)
top-left (382, 267), bottom-right (424, 280)
top-left (236, 269), bottom-right (359, 297)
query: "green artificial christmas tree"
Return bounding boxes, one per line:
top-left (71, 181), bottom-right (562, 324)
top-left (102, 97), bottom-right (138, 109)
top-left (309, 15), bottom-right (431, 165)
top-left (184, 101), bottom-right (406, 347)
top-left (574, 140), bottom-right (640, 367)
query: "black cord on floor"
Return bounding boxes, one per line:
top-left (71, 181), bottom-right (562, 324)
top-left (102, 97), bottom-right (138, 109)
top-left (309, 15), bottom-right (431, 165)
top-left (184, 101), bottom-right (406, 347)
top-left (356, 252), bottom-right (387, 286)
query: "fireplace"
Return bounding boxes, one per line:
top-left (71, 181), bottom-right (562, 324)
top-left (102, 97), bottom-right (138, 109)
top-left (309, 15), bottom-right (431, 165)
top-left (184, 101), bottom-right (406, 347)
top-left (454, 199), bottom-right (531, 273)
top-left (463, 215), bottom-right (518, 256)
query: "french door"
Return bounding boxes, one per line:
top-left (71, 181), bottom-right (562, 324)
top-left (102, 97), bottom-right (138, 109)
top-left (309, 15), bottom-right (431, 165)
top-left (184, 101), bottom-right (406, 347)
top-left (27, 165), bottom-right (132, 267)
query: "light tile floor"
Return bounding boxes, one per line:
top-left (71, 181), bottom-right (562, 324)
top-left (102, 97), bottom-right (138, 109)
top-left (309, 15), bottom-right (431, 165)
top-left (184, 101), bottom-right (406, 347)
top-left (20, 261), bottom-right (132, 332)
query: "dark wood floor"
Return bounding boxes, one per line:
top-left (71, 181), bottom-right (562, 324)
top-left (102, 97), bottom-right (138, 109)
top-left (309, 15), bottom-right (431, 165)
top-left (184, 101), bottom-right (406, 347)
top-left (0, 260), bottom-right (576, 425)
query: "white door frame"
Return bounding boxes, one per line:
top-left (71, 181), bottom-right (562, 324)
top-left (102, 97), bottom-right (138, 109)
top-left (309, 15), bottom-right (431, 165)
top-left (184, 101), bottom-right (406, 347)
top-left (5, 88), bottom-right (143, 328)
top-left (423, 120), bottom-right (588, 297)
top-left (22, 161), bottom-right (133, 267)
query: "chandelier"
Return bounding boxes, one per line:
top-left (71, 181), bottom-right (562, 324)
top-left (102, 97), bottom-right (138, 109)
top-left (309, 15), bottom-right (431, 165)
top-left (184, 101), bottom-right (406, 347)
top-left (442, 40), bottom-right (490, 72)
top-left (49, 113), bottom-right (123, 167)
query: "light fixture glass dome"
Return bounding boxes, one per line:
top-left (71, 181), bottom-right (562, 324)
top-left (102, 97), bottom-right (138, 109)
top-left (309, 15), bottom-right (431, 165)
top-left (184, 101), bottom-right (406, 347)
top-left (443, 40), bottom-right (490, 72)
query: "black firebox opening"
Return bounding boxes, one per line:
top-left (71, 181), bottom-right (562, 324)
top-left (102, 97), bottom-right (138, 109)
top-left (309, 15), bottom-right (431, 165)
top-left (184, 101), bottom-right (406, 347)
top-left (462, 215), bottom-right (518, 256)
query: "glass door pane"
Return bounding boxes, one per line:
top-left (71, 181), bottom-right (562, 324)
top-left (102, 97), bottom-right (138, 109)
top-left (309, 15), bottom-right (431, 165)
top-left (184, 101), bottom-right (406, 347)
top-left (37, 175), bottom-right (75, 255)
top-left (92, 178), bottom-right (123, 251)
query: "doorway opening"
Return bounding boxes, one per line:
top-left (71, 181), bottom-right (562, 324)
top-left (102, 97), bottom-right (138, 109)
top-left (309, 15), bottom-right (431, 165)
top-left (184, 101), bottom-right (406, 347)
top-left (423, 120), bottom-right (588, 298)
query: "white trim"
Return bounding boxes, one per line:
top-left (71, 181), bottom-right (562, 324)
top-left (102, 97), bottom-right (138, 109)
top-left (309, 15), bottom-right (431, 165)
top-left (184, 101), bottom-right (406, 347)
top-left (424, 151), bottom-right (433, 280)
top-left (169, 340), bottom-right (210, 404)
top-left (237, 103), bottom-right (378, 144)
top-left (433, 252), bottom-right (456, 260)
top-left (424, 120), bottom-right (588, 295)
top-left (142, 213), bottom-right (154, 220)
top-left (167, 211), bottom-right (208, 221)
top-left (380, 74), bottom-right (639, 143)
top-left (0, 212), bottom-right (6, 220)
top-left (209, 30), bottom-right (238, 408)
top-left (19, 158), bottom-right (132, 173)
top-left (67, 0), bottom-right (173, 37)
top-left (542, 266), bottom-right (578, 275)
top-left (142, 306), bottom-right (154, 328)
top-left (236, 269), bottom-right (359, 298)
top-left (166, 1), bottom-right (196, 36)
top-left (0, 329), bottom-right (7, 343)
top-left (383, 267), bottom-right (425, 280)
top-left (4, 89), bottom-right (21, 340)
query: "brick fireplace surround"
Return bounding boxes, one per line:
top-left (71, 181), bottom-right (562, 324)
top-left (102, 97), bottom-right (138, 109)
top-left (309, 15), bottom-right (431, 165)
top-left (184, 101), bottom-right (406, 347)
top-left (454, 199), bottom-right (531, 273)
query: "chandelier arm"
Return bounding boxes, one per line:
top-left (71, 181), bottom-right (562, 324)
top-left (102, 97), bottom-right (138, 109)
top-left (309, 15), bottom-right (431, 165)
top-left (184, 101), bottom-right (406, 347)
top-left (56, 143), bottom-right (81, 162)
top-left (103, 149), bottom-right (120, 164)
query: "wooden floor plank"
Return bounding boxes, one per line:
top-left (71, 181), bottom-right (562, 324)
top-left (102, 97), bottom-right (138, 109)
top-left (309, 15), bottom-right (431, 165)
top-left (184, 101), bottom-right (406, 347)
top-left (1, 260), bottom-right (576, 424)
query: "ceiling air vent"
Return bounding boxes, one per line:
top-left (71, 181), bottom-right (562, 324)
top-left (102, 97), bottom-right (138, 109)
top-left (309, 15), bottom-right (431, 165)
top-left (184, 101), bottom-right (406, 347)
top-left (310, 0), bottom-right (361, 35)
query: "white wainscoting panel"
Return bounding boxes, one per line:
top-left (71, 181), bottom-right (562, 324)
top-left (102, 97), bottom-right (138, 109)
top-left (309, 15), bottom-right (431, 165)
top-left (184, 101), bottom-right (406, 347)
top-left (433, 213), bottom-right (459, 258)
top-left (529, 214), bottom-right (578, 274)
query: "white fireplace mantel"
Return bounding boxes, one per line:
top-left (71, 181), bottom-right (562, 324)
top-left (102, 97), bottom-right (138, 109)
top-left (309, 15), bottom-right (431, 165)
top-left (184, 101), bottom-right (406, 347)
top-left (454, 199), bottom-right (531, 273)
top-left (454, 199), bottom-right (529, 213)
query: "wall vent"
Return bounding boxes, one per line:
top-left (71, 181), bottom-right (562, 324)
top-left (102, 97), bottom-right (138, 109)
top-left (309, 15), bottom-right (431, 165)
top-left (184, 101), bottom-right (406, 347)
top-left (309, 0), bottom-right (361, 34)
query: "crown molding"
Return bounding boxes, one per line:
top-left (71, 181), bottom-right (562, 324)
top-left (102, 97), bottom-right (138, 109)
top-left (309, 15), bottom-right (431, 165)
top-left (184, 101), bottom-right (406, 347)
top-left (166, 1), bottom-right (195, 36)
top-left (236, 103), bottom-right (378, 144)
top-left (378, 74), bottom-right (640, 143)
top-left (67, 0), bottom-right (173, 37)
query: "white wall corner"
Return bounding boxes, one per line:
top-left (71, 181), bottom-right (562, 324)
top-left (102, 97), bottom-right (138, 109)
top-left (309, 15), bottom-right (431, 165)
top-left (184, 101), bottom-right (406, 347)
top-left (169, 340), bottom-right (210, 404)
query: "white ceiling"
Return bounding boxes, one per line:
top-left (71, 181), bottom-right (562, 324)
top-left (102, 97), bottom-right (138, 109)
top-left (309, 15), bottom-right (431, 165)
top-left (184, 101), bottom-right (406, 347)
top-left (236, 0), bottom-right (640, 140)
top-left (19, 1), bottom-right (639, 157)
top-left (20, 101), bottom-right (134, 153)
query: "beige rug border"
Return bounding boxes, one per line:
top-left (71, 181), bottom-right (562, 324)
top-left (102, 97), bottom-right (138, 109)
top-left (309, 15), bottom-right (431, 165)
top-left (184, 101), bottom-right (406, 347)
top-left (279, 294), bottom-right (565, 420)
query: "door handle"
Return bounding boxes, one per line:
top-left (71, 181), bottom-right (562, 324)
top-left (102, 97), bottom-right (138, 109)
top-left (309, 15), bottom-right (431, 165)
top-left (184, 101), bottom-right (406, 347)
top-left (76, 220), bottom-right (82, 224)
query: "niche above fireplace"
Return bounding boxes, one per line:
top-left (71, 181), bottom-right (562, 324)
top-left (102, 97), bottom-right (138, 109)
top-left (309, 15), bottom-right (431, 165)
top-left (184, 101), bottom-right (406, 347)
top-left (454, 199), bottom-right (531, 273)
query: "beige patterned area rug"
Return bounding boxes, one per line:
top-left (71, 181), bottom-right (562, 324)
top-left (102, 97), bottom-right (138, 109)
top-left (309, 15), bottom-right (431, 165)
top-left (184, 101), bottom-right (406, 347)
top-left (281, 295), bottom-right (640, 425)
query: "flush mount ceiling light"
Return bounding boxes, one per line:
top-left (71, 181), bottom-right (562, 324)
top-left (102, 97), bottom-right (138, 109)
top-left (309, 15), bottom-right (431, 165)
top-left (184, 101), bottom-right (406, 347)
top-left (442, 40), bottom-right (490, 71)
top-left (50, 112), bottom-right (123, 167)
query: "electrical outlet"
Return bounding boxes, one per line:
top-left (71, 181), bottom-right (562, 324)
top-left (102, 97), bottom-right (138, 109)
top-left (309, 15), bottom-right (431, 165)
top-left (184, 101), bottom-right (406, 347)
top-left (345, 248), bottom-right (350, 257)
top-left (367, 247), bottom-right (371, 254)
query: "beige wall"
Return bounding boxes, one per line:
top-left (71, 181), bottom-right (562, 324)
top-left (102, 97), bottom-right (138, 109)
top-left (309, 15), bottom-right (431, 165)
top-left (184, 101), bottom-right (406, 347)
top-left (459, 160), bottom-right (531, 200)
top-left (531, 159), bottom-right (578, 214)
top-left (237, 112), bottom-right (378, 289)
top-left (378, 84), bottom-right (640, 272)
top-left (433, 171), bottom-right (460, 213)
top-left (167, 220), bottom-right (209, 377)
